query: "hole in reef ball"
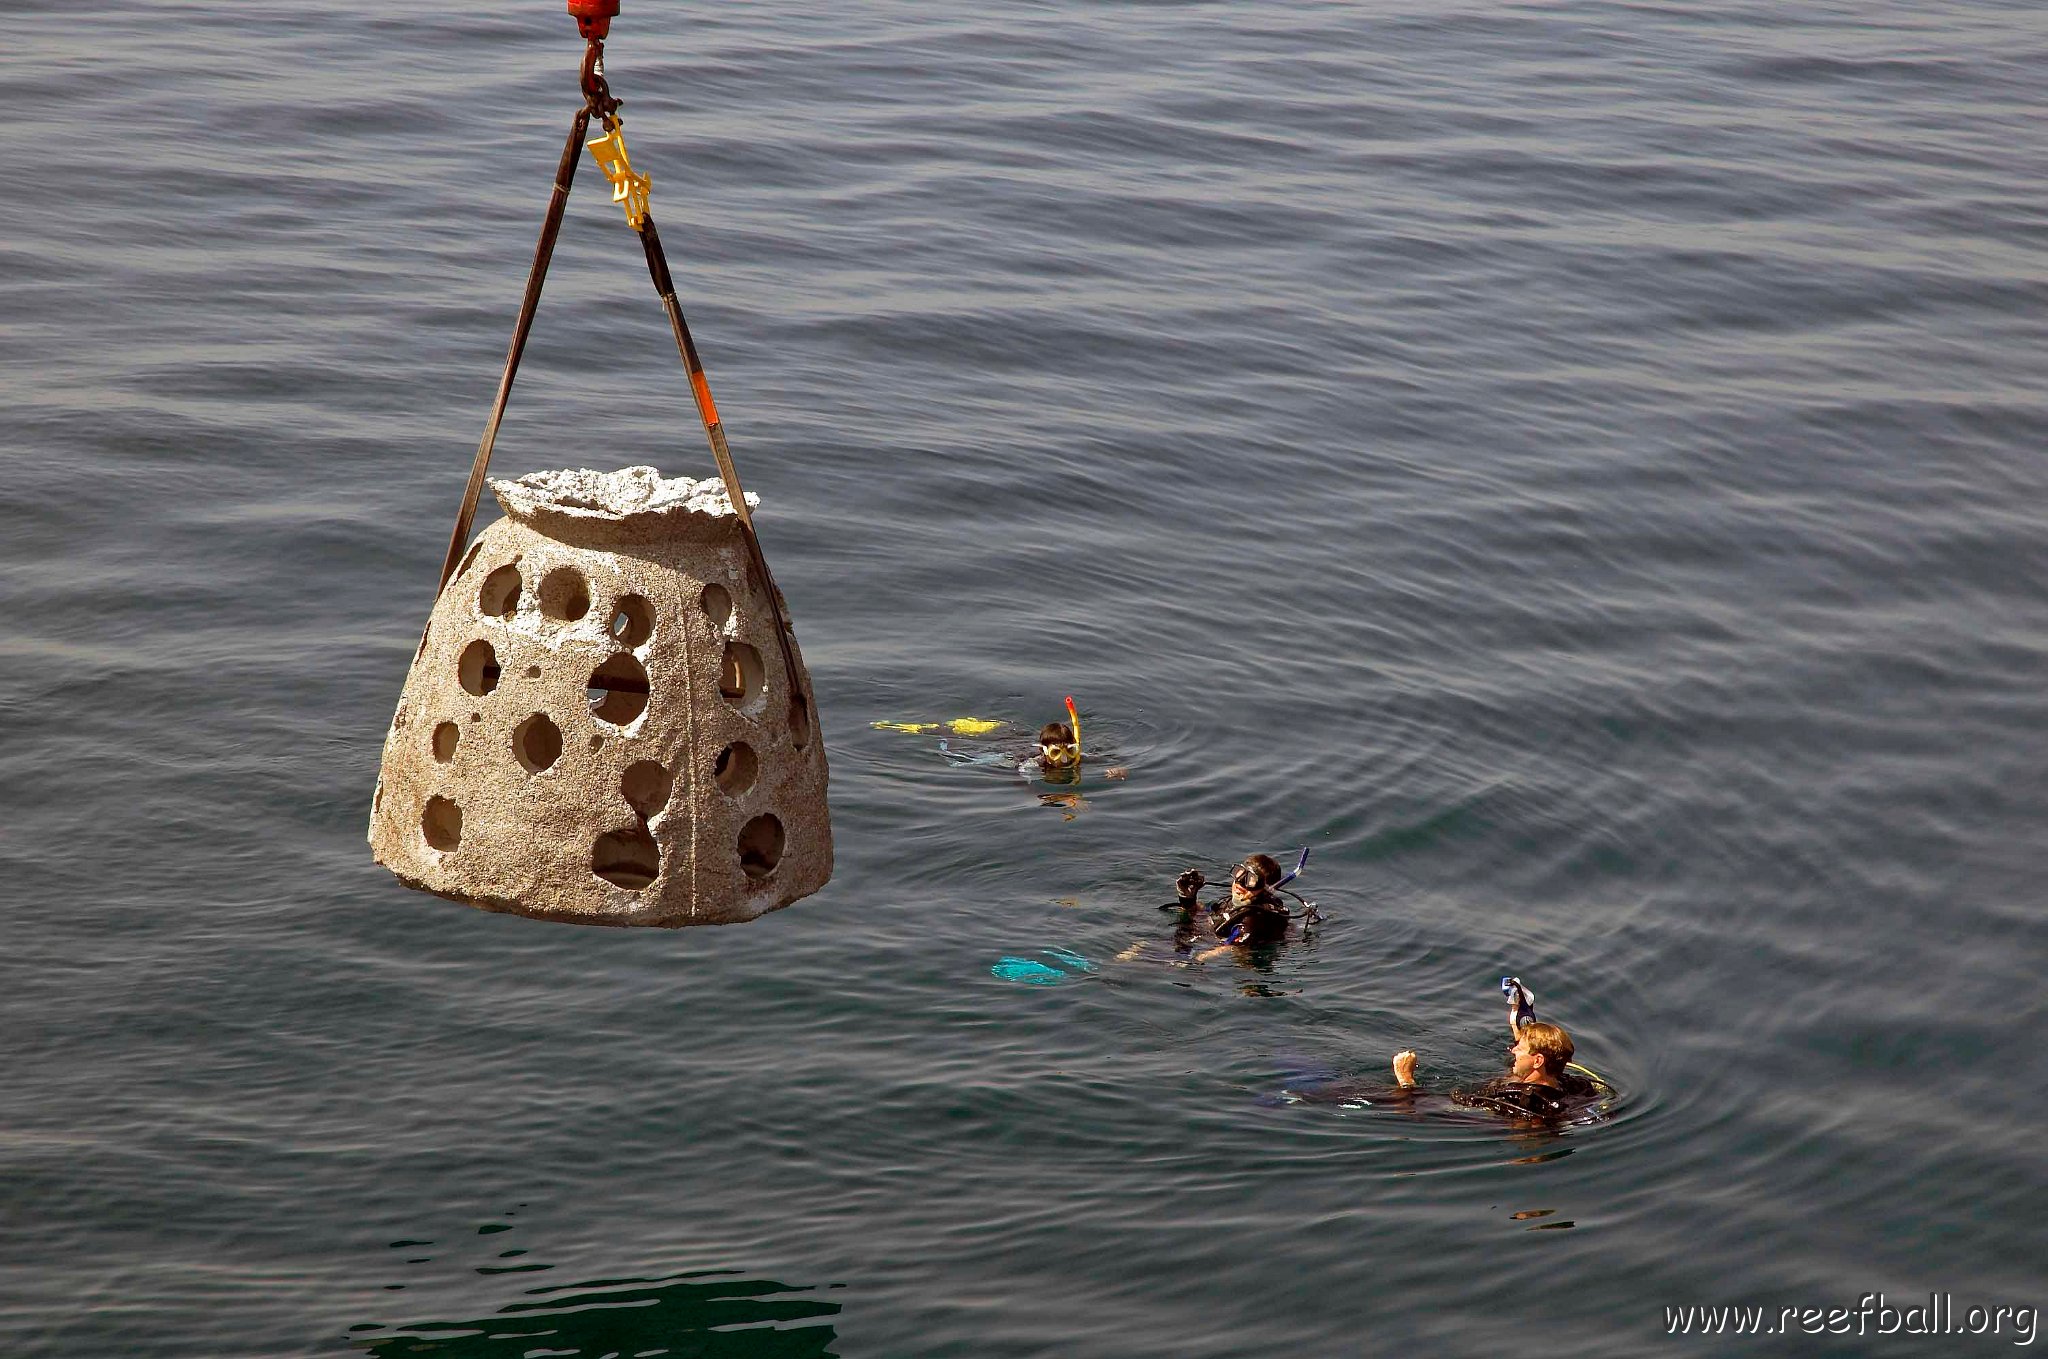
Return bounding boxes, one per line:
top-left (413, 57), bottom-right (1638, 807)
top-left (719, 641), bottom-right (765, 706)
top-left (525, 665), bottom-right (541, 679)
top-left (737, 813), bottom-right (785, 882)
top-left (538, 566), bottom-right (591, 622)
top-left (432, 721), bottom-right (460, 763)
top-left (477, 564), bottom-right (522, 618)
top-left (700, 582), bottom-right (733, 629)
top-left (587, 653), bottom-right (651, 726)
top-left (513, 713), bottom-right (564, 774)
top-left (422, 796), bottom-right (463, 852)
top-left (713, 741), bottom-right (759, 797)
top-left (589, 734), bottom-right (603, 751)
top-left (609, 594), bottom-right (655, 647)
top-left (789, 692), bottom-right (813, 751)
top-left (622, 760), bottom-right (673, 819)
top-left (592, 826), bottom-right (660, 890)
top-left (458, 640), bottom-right (500, 696)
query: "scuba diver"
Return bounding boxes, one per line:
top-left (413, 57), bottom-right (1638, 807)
top-left (1180, 852), bottom-right (1320, 961)
top-left (1119, 851), bottom-right (1319, 966)
top-left (1392, 1026), bottom-right (1594, 1120)
top-left (1192, 861), bottom-right (1290, 948)
top-left (1285, 977), bottom-right (1608, 1123)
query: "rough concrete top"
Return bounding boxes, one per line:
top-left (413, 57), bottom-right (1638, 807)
top-left (492, 466), bottom-right (762, 546)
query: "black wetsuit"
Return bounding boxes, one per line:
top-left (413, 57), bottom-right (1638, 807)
top-left (1160, 883), bottom-right (1290, 956)
top-left (1449, 1072), bottom-right (1596, 1120)
top-left (1213, 893), bottom-right (1291, 945)
top-left (1158, 895), bottom-right (1216, 951)
top-left (1288, 1071), bottom-right (1602, 1121)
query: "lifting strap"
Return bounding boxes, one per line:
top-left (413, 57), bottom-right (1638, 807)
top-left (434, 104), bottom-right (590, 596)
top-left (431, 4), bottom-right (809, 740)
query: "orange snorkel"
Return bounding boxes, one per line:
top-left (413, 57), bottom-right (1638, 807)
top-left (1064, 695), bottom-right (1082, 765)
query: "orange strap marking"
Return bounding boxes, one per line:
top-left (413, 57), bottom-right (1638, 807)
top-left (690, 369), bottom-right (720, 426)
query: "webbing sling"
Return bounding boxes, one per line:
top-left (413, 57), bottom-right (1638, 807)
top-left (428, 0), bottom-right (808, 742)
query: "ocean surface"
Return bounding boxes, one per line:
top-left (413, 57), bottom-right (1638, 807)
top-left (5, 1), bottom-right (2046, 1354)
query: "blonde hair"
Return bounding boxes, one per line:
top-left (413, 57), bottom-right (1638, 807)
top-left (1520, 1022), bottom-right (1574, 1073)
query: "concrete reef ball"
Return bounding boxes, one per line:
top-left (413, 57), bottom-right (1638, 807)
top-left (369, 466), bottom-right (831, 926)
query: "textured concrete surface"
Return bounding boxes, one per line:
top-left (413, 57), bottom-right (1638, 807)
top-left (369, 467), bottom-right (832, 926)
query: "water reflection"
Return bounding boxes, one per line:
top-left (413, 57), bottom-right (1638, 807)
top-left (1037, 789), bottom-right (1089, 819)
top-left (351, 1269), bottom-right (841, 1357)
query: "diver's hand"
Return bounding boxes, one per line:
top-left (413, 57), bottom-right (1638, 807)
top-left (1502, 976), bottom-right (1535, 1035)
top-left (1392, 1051), bottom-right (1419, 1088)
top-left (1173, 869), bottom-right (1206, 905)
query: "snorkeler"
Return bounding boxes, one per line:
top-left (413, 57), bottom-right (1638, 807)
top-left (1025, 696), bottom-right (1086, 774)
top-left (916, 696), bottom-right (1106, 779)
top-left (1034, 719), bottom-right (1081, 772)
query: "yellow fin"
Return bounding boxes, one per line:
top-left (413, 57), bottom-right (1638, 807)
top-left (945, 718), bottom-right (1004, 735)
top-left (871, 721), bottom-right (939, 734)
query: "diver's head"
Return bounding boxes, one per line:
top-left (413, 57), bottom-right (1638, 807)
top-left (1511, 1021), bottom-right (1574, 1087)
top-left (1245, 853), bottom-right (1283, 888)
top-left (1037, 722), bottom-right (1079, 769)
top-left (1229, 861), bottom-right (1272, 902)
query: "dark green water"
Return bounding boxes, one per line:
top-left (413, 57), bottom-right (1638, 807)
top-left (5, 2), bottom-right (2046, 1354)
